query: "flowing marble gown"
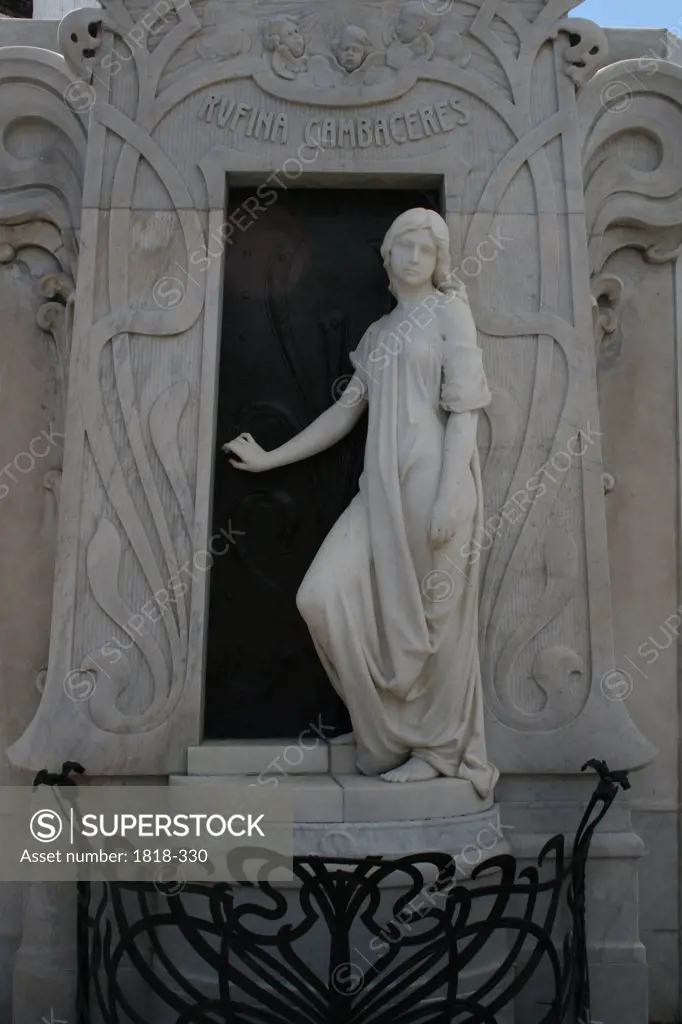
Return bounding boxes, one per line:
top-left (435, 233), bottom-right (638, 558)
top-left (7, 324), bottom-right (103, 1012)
top-left (296, 299), bottom-right (499, 798)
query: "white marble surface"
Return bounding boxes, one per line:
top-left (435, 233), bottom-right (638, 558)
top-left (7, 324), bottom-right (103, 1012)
top-left (329, 733), bottom-right (360, 775)
top-left (2, 7), bottom-right (682, 1021)
top-left (187, 739), bottom-right (330, 775)
top-left (173, 769), bottom-right (504, 857)
top-left (171, 773), bottom-right (345, 822)
top-left (340, 774), bottom-right (494, 821)
top-left (172, 771), bottom-right (493, 824)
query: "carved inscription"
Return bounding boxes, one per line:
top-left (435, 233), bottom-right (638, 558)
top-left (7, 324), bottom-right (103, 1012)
top-left (198, 92), bottom-right (469, 148)
top-left (198, 96), bottom-right (290, 143)
top-left (305, 96), bottom-right (469, 148)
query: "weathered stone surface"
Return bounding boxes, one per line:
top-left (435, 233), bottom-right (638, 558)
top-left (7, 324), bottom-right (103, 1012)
top-left (4, 0), bottom-right (656, 787)
top-left (1, 3), bottom-right (682, 1021)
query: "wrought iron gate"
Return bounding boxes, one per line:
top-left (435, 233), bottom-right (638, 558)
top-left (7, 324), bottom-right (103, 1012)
top-left (69, 760), bottom-right (628, 1023)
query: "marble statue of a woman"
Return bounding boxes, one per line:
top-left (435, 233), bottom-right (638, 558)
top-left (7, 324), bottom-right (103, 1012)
top-left (223, 209), bottom-right (498, 797)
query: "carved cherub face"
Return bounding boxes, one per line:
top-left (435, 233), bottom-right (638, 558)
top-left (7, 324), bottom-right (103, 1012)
top-left (396, 5), bottom-right (432, 44)
top-left (270, 17), bottom-right (306, 57)
top-left (389, 228), bottom-right (438, 289)
top-left (335, 26), bottom-right (372, 72)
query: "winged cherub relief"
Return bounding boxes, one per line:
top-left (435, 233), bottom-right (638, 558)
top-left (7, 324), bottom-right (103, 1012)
top-left (313, 23), bottom-right (388, 85)
top-left (197, 1), bottom-right (252, 61)
top-left (263, 15), bottom-right (309, 80)
top-left (386, 1), bottom-right (469, 69)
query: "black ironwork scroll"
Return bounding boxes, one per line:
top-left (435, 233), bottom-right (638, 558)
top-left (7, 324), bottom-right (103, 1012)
top-left (71, 761), bottom-right (629, 1023)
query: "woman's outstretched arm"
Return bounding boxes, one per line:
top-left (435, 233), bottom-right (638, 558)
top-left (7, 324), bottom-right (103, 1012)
top-left (223, 377), bottom-right (367, 473)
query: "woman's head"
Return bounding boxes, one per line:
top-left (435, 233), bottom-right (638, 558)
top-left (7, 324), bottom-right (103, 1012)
top-left (381, 208), bottom-right (454, 295)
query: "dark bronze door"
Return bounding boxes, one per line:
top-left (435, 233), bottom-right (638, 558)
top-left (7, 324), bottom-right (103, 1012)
top-left (205, 187), bottom-right (440, 739)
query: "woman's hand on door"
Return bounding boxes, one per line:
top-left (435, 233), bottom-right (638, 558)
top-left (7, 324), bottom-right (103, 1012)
top-left (223, 434), bottom-right (273, 472)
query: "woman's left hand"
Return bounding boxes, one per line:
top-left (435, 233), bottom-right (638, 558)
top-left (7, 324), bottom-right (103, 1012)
top-left (429, 496), bottom-right (459, 549)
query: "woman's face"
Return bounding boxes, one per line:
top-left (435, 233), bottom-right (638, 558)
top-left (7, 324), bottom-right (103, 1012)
top-left (390, 227), bottom-right (438, 289)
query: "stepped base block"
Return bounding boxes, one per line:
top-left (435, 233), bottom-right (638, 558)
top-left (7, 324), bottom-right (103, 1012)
top-left (170, 772), bottom-right (500, 857)
top-left (186, 739), bottom-right (330, 775)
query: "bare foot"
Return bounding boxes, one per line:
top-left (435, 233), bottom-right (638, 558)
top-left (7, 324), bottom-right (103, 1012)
top-left (381, 756), bottom-right (439, 783)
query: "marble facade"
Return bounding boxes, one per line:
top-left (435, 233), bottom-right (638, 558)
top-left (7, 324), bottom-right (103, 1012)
top-left (0, 0), bottom-right (681, 1020)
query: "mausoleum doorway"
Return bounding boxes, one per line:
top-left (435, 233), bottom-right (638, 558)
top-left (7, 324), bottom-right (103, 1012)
top-left (204, 186), bottom-right (440, 739)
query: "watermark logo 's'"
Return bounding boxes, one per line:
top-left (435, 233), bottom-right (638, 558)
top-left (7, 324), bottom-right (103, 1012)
top-left (64, 669), bottom-right (97, 702)
top-left (154, 865), bottom-right (187, 896)
top-left (153, 277), bottom-right (186, 309)
top-left (332, 374), bottom-right (365, 409)
top-left (421, 569), bottom-right (455, 603)
top-left (30, 809), bottom-right (63, 844)
top-left (600, 80), bottom-right (633, 113)
top-left (319, 827), bottom-right (357, 858)
top-left (600, 668), bottom-right (634, 701)
top-left (422, 0), bottom-right (454, 14)
top-left (64, 78), bottom-right (97, 113)
top-left (331, 962), bottom-right (365, 994)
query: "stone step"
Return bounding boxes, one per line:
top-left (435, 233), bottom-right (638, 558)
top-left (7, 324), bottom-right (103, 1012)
top-left (170, 772), bottom-right (493, 823)
top-left (171, 773), bottom-right (343, 822)
top-left (186, 739), bottom-right (331, 776)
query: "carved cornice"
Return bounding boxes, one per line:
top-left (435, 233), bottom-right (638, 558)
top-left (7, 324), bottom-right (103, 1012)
top-left (56, 0), bottom-right (597, 113)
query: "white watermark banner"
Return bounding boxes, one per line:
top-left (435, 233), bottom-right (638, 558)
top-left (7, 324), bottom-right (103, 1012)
top-left (0, 785), bottom-right (293, 883)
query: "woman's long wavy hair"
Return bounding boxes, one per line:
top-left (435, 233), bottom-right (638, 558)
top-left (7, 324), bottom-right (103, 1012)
top-left (381, 207), bottom-right (467, 302)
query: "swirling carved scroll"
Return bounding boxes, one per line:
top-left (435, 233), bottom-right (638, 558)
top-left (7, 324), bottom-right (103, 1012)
top-left (580, 60), bottom-right (682, 280)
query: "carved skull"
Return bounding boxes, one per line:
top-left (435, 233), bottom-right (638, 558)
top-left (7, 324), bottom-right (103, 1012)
top-left (58, 8), bottom-right (113, 78)
top-left (554, 18), bottom-right (608, 88)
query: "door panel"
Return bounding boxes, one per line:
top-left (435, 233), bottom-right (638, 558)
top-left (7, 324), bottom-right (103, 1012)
top-left (205, 187), bottom-right (440, 739)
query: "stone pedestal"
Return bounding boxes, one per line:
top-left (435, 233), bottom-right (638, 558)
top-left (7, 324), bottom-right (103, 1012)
top-left (175, 736), bottom-right (498, 852)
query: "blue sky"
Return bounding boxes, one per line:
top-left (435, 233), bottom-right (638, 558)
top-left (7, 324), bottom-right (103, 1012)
top-left (570, 0), bottom-right (679, 28)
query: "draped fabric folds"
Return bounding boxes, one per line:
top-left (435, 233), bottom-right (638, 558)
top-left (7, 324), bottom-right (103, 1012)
top-left (297, 302), bottom-right (498, 798)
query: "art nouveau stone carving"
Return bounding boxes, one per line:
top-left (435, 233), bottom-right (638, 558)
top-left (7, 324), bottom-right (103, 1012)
top-left (591, 273), bottom-right (623, 359)
top-left (197, 1), bottom-right (252, 62)
top-left (4, 0), bottom-right (659, 780)
top-left (224, 209), bottom-right (498, 794)
top-left (580, 59), bottom-right (682, 361)
top-left (386, 2), bottom-right (469, 69)
top-left (334, 24), bottom-right (375, 72)
top-left (554, 17), bottom-right (608, 87)
top-left (57, 7), bottom-right (112, 78)
top-left (263, 15), bottom-right (308, 80)
top-left (387, 2), bottom-right (438, 63)
top-left (0, 42), bottom-right (87, 1024)
top-left (3, 7), bottom-right (680, 1021)
top-left (0, 47), bottom-right (83, 492)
